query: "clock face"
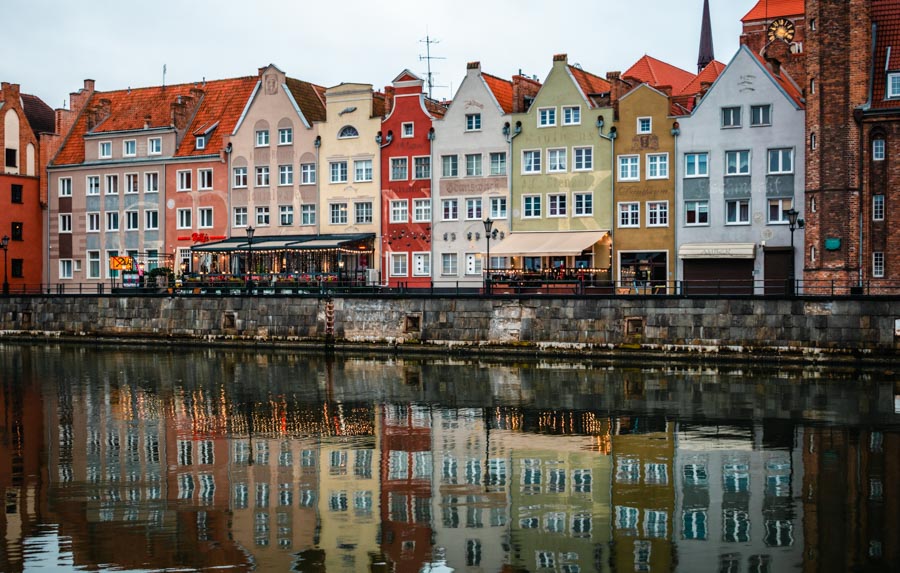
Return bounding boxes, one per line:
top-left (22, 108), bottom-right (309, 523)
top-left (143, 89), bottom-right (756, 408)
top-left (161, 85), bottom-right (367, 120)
top-left (767, 18), bottom-right (796, 42)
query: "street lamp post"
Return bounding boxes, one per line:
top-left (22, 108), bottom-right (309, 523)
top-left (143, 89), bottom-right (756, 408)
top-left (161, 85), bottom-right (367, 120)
top-left (246, 226), bottom-right (255, 293)
top-left (784, 208), bottom-right (804, 295)
top-left (0, 235), bottom-right (8, 295)
top-left (482, 218), bottom-right (493, 295)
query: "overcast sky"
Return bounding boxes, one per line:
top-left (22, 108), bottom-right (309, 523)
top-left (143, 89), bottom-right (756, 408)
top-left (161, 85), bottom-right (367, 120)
top-left (5, 0), bottom-right (754, 109)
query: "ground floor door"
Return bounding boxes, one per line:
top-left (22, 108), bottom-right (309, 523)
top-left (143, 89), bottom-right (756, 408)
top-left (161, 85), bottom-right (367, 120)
top-left (683, 259), bottom-right (754, 295)
top-left (763, 247), bottom-right (791, 295)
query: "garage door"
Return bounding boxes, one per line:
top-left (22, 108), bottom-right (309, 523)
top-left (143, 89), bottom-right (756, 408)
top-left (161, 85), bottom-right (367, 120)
top-left (683, 259), bottom-right (754, 295)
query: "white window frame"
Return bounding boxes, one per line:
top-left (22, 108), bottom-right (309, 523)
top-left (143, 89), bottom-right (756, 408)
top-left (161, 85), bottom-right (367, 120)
top-left (390, 157), bottom-right (408, 181)
top-left (59, 259), bottom-right (73, 280)
top-left (647, 201), bottom-right (669, 227)
top-left (873, 252), bottom-right (885, 277)
top-left (548, 193), bottom-right (567, 217)
top-left (123, 139), bottom-right (136, 157)
top-left (99, 141), bottom-right (112, 159)
top-left (125, 210), bottom-right (139, 231)
top-left (465, 253), bottom-right (483, 276)
top-left (562, 105), bottom-right (581, 125)
top-left (465, 114), bottom-right (481, 132)
top-left (233, 167), bottom-right (247, 188)
top-left (338, 125), bottom-right (359, 139)
top-left (574, 192), bottom-right (593, 216)
top-left (255, 129), bottom-right (269, 147)
top-left (768, 148), bottom-right (794, 174)
top-left (144, 171), bottom-right (159, 193)
top-left (148, 137), bottom-right (162, 155)
top-left (198, 168), bottom-right (213, 190)
top-left (637, 117), bottom-right (652, 134)
top-left (390, 253), bottom-right (408, 277)
top-left (195, 135), bottom-right (206, 150)
top-left (618, 202), bottom-right (640, 228)
top-left (106, 211), bottom-right (120, 231)
top-left (255, 206), bottom-right (270, 226)
top-left (768, 198), bottom-right (793, 223)
top-left (725, 150), bottom-right (751, 175)
top-left (618, 155), bottom-right (640, 181)
top-left (441, 253), bottom-right (458, 276)
top-left (442, 155), bottom-right (458, 177)
top-left (646, 153), bottom-right (669, 179)
top-left (413, 199), bottom-right (431, 222)
top-left (87, 212), bottom-right (100, 233)
top-left (685, 200), bottom-right (709, 226)
top-left (538, 107), bottom-right (556, 127)
top-left (547, 148), bottom-right (567, 173)
top-left (413, 156), bottom-right (431, 180)
top-left (198, 207), bottom-right (213, 229)
top-left (401, 122), bottom-right (414, 138)
top-left (233, 206), bottom-right (248, 228)
top-left (490, 196), bottom-right (507, 219)
top-left (684, 153), bottom-right (709, 177)
top-left (59, 177), bottom-right (72, 197)
top-left (750, 104), bottom-right (772, 126)
top-left (465, 153), bottom-right (482, 177)
top-left (301, 204), bottom-right (316, 226)
top-left (523, 195), bottom-right (541, 218)
top-left (105, 174), bottom-right (118, 195)
top-left (86, 251), bottom-right (101, 279)
top-left (573, 147), bottom-right (593, 171)
top-left (279, 205), bottom-right (294, 226)
top-left (726, 198), bottom-right (751, 225)
top-left (355, 201), bottom-right (373, 224)
top-left (490, 152), bottom-right (507, 176)
top-left (255, 166), bottom-right (270, 187)
top-left (124, 172), bottom-right (139, 194)
top-left (301, 163), bottom-right (316, 184)
top-left (887, 73), bottom-right (900, 98)
top-left (278, 164), bottom-right (293, 186)
top-left (465, 197), bottom-right (483, 220)
top-left (442, 199), bottom-right (458, 221)
top-left (390, 199), bottom-right (409, 223)
top-left (330, 203), bottom-right (348, 225)
top-left (144, 209), bottom-right (159, 230)
top-left (523, 150), bottom-right (541, 174)
top-left (351, 159), bottom-right (371, 183)
top-left (412, 252), bottom-right (431, 276)
top-left (59, 213), bottom-right (72, 233)
top-left (177, 170), bottom-right (192, 191)
top-left (722, 106), bottom-right (741, 128)
top-left (873, 194), bottom-right (885, 221)
top-left (873, 139), bottom-right (885, 161)
top-left (176, 208), bottom-right (191, 230)
top-left (87, 175), bottom-right (100, 196)
top-left (278, 127), bottom-right (293, 145)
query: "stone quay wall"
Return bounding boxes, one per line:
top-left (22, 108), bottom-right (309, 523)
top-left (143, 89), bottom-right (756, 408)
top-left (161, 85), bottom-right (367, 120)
top-left (0, 295), bottom-right (898, 362)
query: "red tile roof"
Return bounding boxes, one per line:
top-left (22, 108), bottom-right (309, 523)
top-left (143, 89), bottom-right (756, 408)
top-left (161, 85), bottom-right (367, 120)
top-left (372, 91), bottom-right (386, 118)
top-left (568, 65), bottom-right (611, 108)
top-left (482, 72), bottom-right (514, 113)
top-left (623, 55), bottom-right (696, 94)
top-left (285, 77), bottom-right (327, 124)
top-left (20, 93), bottom-right (55, 135)
top-left (871, 0), bottom-right (900, 110)
top-left (741, 0), bottom-right (805, 22)
top-left (748, 49), bottom-right (804, 107)
top-left (678, 60), bottom-right (726, 97)
top-left (176, 77), bottom-right (258, 157)
top-left (424, 97), bottom-right (449, 118)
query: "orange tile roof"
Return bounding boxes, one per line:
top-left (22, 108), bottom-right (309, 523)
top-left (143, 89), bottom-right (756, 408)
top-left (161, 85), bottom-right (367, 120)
top-left (623, 55), bottom-right (696, 94)
top-left (482, 72), bottom-right (514, 113)
top-left (424, 97), bottom-right (449, 118)
top-left (871, 0), bottom-right (900, 110)
top-left (741, 0), bottom-right (805, 22)
top-left (748, 49), bottom-right (804, 107)
top-left (176, 76), bottom-right (258, 157)
top-left (678, 60), bottom-right (726, 96)
top-left (568, 65), bottom-right (611, 108)
top-left (285, 77), bottom-right (327, 124)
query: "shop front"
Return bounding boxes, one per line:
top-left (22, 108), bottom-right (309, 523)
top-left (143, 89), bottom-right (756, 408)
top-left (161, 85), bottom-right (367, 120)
top-left (679, 243), bottom-right (756, 295)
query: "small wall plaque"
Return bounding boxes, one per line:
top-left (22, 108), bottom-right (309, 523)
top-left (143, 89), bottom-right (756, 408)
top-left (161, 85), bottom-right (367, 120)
top-left (824, 237), bottom-right (841, 251)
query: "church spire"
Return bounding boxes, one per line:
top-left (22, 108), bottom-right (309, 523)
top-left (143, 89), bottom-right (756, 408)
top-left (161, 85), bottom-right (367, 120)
top-left (697, 0), bottom-right (715, 72)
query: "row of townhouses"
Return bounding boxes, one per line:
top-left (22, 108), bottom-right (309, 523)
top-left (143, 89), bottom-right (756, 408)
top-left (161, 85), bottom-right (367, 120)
top-left (1, 0), bottom-right (897, 295)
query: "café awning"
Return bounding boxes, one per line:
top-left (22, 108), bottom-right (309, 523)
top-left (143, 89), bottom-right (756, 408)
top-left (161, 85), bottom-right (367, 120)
top-left (490, 231), bottom-right (608, 257)
top-left (191, 233), bottom-right (375, 253)
top-left (678, 243), bottom-right (757, 259)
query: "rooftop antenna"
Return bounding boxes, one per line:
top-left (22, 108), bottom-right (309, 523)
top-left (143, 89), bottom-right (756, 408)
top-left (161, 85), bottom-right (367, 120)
top-left (163, 64), bottom-right (167, 88)
top-left (419, 31), bottom-right (446, 99)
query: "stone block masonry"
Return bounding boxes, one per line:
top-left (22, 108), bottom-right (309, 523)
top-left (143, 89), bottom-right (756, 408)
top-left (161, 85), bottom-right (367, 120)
top-left (0, 295), bottom-right (898, 363)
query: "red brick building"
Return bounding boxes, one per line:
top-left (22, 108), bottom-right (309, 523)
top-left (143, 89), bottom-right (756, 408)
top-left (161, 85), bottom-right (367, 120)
top-left (380, 71), bottom-right (446, 289)
top-left (741, 0), bottom-right (807, 85)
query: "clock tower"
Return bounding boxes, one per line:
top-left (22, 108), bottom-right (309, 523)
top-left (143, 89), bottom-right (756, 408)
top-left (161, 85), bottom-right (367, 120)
top-left (739, 0), bottom-right (807, 85)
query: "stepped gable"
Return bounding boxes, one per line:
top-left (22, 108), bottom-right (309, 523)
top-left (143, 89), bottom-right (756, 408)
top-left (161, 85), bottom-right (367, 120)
top-left (285, 77), bottom-right (327, 123)
top-left (870, 0), bottom-right (900, 110)
top-left (176, 76), bottom-right (258, 157)
top-left (741, 0), bottom-right (805, 22)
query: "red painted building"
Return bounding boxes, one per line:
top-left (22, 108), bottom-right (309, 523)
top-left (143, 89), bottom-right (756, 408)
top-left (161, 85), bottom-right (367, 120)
top-left (380, 71), bottom-right (447, 289)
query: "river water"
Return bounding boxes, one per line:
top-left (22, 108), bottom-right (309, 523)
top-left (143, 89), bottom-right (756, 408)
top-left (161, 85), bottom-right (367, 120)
top-left (0, 343), bottom-right (897, 572)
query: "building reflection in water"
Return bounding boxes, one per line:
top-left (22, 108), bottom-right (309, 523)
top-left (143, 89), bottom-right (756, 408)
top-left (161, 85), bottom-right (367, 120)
top-left (0, 345), bottom-right (896, 572)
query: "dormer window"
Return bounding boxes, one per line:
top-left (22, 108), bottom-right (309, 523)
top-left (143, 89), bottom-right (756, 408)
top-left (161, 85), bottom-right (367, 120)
top-left (402, 122), bottom-right (414, 138)
top-left (196, 136), bottom-right (206, 150)
top-left (887, 73), bottom-right (900, 99)
top-left (99, 141), bottom-right (112, 158)
top-left (338, 125), bottom-right (359, 139)
top-left (123, 140), bottom-right (136, 157)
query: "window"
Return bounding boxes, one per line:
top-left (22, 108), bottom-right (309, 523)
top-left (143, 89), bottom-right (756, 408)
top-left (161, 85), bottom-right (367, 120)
top-left (548, 148), bottom-right (567, 172)
top-left (59, 214), bottom-right (72, 233)
top-left (414, 156), bottom-right (430, 179)
top-left (256, 130), bottom-right (269, 146)
top-left (4, 148), bottom-right (15, 168)
top-left (125, 210), bottom-right (139, 230)
top-left (574, 147), bottom-right (593, 171)
top-left (125, 173), bottom-right (138, 194)
top-left (402, 122), bottom-right (414, 138)
top-left (873, 194), bottom-right (885, 220)
top-left (199, 207), bottom-right (213, 228)
top-left (99, 141), bottom-right (112, 158)
top-left (198, 168), bottom-right (213, 190)
top-left (618, 155), bottom-right (639, 181)
top-left (490, 197), bottom-right (507, 219)
top-left (637, 117), bottom-right (652, 134)
top-left (686, 200), bottom-right (709, 225)
top-left (279, 205), bottom-right (293, 226)
top-left (123, 140), bottom-right (136, 156)
top-left (647, 153), bottom-right (668, 179)
top-left (466, 198), bottom-right (482, 220)
top-left (301, 204), bottom-right (316, 225)
top-left (523, 150), bottom-right (541, 173)
top-left (148, 137), bottom-right (161, 155)
top-left (255, 166), bottom-right (270, 186)
top-left (441, 253), bottom-right (458, 275)
top-left (195, 136), bottom-right (205, 150)
top-left (873, 252), bottom-right (885, 277)
top-left (725, 150), bottom-right (750, 175)
top-left (726, 199), bottom-right (750, 224)
top-left (10, 222), bottom-right (21, 241)
top-left (145, 209), bottom-right (158, 230)
top-left (10, 184), bottom-right (22, 204)
top-left (684, 153), bottom-right (709, 177)
top-left (413, 199), bottom-right (431, 222)
top-left (547, 194), bottom-right (567, 217)
top-left (442, 155), bottom-right (458, 177)
top-left (465, 114), bottom-right (481, 131)
top-left (722, 106), bottom-right (741, 128)
top-left (768, 198), bottom-right (793, 223)
top-left (538, 107), bottom-right (556, 127)
top-left (256, 206), bottom-right (270, 226)
top-left (391, 157), bottom-right (408, 181)
top-left (87, 251), bottom-right (101, 279)
top-left (618, 202), bottom-right (640, 227)
top-left (647, 201), bottom-right (669, 226)
top-left (465, 253), bottom-right (483, 275)
top-left (810, 132), bottom-right (817, 150)
top-left (751, 104), bottom-right (771, 126)
top-left (59, 260), bottom-right (73, 279)
top-left (768, 148), bottom-right (793, 173)
top-left (293, 163), bottom-right (314, 186)
top-left (391, 200), bottom-right (408, 223)
top-left (87, 175), bottom-right (101, 195)
top-left (233, 207), bottom-right (248, 227)
top-left (391, 253), bottom-right (408, 276)
top-left (465, 154), bottom-right (482, 176)
top-left (233, 167), bottom-right (248, 188)
top-left (523, 195), bottom-right (541, 218)
top-left (442, 199), bottom-right (458, 221)
top-left (278, 127), bottom-right (293, 145)
top-left (177, 170), bottom-right (192, 191)
top-left (355, 202), bottom-right (373, 224)
top-left (87, 212), bottom-right (100, 232)
top-left (574, 192), bottom-right (593, 216)
top-left (563, 105), bottom-right (581, 125)
top-left (490, 152), bottom-right (506, 176)
top-left (873, 139), bottom-right (885, 161)
top-left (278, 165), bottom-right (293, 186)
top-left (145, 174), bottom-right (159, 194)
top-left (888, 73), bottom-right (900, 98)
top-left (330, 203), bottom-right (348, 224)
top-left (176, 209), bottom-right (191, 229)
top-left (338, 125), bottom-right (359, 138)
top-left (106, 211), bottom-right (120, 231)
top-left (59, 178), bottom-right (72, 197)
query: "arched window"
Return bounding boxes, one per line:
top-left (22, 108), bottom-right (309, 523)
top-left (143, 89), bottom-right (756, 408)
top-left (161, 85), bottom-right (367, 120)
top-left (338, 125), bottom-right (359, 139)
top-left (873, 138), bottom-right (885, 161)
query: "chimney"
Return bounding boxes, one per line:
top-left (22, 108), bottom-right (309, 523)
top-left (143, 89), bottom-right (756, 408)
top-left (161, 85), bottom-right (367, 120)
top-left (84, 79), bottom-right (95, 92)
top-left (1, 82), bottom-right (19, 101)
top-left (553, 53), bottom-right (567, 62)
top-left (258, 67), bottom-right (266, 78)
top-left (467, 61), bottom-right (480, 70)
top-left (384, 86), bottom-right (395, 116)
